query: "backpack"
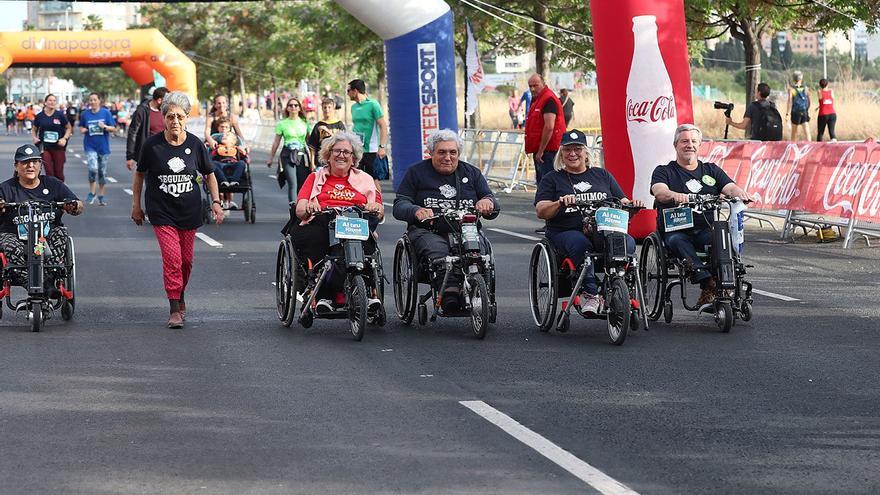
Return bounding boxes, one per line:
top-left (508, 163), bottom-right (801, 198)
top-left (791, 86), bottom-right (809, 113)
top-left (751, 100), bottom-right (783, 141)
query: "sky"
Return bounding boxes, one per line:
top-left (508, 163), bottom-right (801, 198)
top-left (0, 1), bottom-right (28, 32)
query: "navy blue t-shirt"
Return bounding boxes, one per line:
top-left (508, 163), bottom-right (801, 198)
top-left (137, 132), bottom-right (214, 230)
top-left (534, 167), bottom-right (626, 232)
top-left (650, 160), bottom-right (733, 230)
top-left (393, 159), bottom-right (497, 226)
top-left (33, 110), bottom-right (69, 150)
top-left (0, 176), bottom-right (78, 234)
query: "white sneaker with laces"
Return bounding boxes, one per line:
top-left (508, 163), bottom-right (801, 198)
top-left (316, 299), bottom-right (334, 313)
top-left (367, 298), bottom-right (382, 313)
top-left (582, 294), bottom-right (602, 315)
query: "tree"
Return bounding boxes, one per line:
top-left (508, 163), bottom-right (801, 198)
top-left (686, 0), bottom-right (880, 104)
top-left (82, 14), bottom-right (103, 31)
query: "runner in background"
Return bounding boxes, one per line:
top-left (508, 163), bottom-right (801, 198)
top-left (79, 92), bottom-right (117, 206)
top-left (786, 70), bottom-right (811, 142)
top-left (32, 93), bottom-right (72, 182)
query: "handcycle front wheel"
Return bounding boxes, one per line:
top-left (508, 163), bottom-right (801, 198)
top-left (31, 301), bottom-right (43, 332)
top-left (348, 275), bottom-right (368, 341)
top-left (468, 274), bottom-right (490, 340)
top-left (606, 277), bottom-right (630, 345)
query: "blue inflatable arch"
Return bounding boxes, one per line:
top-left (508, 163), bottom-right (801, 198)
top-left (335, 0), bottom-right (458, 190)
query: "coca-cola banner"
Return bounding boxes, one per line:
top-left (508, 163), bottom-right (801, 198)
top-left (699, 140), bottom-right (880, 223)
top-left (590, 0), bottom-right (694, 238)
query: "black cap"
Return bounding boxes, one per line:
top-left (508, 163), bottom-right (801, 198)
top-left (14, 144), bottom-right (42, 163)
top-left (560, 129), bottom-right (588, 147)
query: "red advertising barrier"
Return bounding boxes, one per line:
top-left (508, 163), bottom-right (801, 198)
top-left (699, 140), bottom-right (880, 223)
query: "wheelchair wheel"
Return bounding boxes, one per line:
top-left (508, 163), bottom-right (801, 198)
top-left (31, 301), bottom-right (43, 332)
top-left (347, 275), bottom-right (367, 341)
top-left (528, 240), bottom-right (557, 332)
top-left (607, 277), bottom-right (630, 345)
top-left (715, 301), bottom-right (733, 333)
top-left (392, 237), bottom-right (417, 324)
top-left (61, 238), bottom-right (76, 321)
top-left (242, 190), bottom-right (252, 223)
top-left (275, 238), bottom-right (297, 327)
top-left (468, 274), bottom-right (490, 339)
top-left (639, 233), bottom-right (667, 321)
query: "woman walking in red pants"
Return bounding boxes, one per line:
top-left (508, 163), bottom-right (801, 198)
top-left (130, 92), bottom-right (224, 328)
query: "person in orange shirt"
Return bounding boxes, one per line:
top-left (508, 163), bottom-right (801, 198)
top-left (15, 108), bottom-right (25, 135)
top-left (24, 105), bottom-right (36, 133)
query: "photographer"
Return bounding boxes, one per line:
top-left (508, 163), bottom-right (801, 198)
top-left (724, 82), bottom-right (782, 141)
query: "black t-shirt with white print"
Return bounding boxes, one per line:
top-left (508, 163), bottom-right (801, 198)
top-left (534, 167), bottom-right (626, 232)
top-left (137, 132), bottom-right (214, 230)
top-left (0, 175), bottom-right (78, 234)
top-left (650, 160), bottom-right (733, 230)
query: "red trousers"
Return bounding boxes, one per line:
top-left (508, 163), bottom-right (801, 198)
top-left (41, 148), bottom-right (67, 182)
top-left (153, 225), bottom-right (196, 300)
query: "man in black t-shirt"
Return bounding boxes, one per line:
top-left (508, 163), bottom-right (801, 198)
top-left (726, 82), bottom-right (782, 141)
top-left (393, 129), bottom-right (499, 312)
top-left (650, 124), bottom-right (752, 306)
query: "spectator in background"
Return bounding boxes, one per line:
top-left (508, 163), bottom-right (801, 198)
top-left (307, 97), bottom-right (346, 166)
top-left (267, 97), bottom-right (312, 202)
top-left (518, 85), bottom-right (532, 127)
top-left (347, 79), bottom-right (388, 187)
top-left (725, 82), bottom-right (783, 142)
top-left (816, 78), bottom-right (837, 142)
top-left (786, 70), bottom-right (811, 142)
top-left (205, 94), bottom-right (244, 148)
top-left (508, 89), bottom-right (521, 129)
top-left (524, 73), bottom-right (565, 184)
top-left (65, 100), bottom-right (79, 128)
top-left (126, 86), bottom-right (168, 171)
top-left (4, 102), bottom-right (15, 135)
top-left (79, 92), bottom-right (117, 206)
top-left (559, 88), bottom-right (575, 128)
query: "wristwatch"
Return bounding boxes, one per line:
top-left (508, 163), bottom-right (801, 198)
top-left (378, 144), bottom-right (385, 149)
top-left (212, 200), bottom-right (222, 206)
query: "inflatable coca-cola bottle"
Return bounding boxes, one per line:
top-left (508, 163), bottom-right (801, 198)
top-left (625, 15), bottom-right (679, 205)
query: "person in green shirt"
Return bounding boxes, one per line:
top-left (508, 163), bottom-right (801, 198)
top-left (347, 79), bottom-right (388, 187)
top-left (267, 97), bottom-right (312, 202)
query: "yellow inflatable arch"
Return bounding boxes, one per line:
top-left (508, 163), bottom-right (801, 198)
top-left (0, 29), bottom-right (199, 115)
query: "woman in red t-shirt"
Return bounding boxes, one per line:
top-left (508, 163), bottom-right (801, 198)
top-left (286, 131), bottom-right (383, 309)
top-left (816, 78), bottom-right (837, 142)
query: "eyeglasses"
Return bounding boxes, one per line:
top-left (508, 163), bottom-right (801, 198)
top-left (165, 113), bottom-right (187, 121)
top-left (288, 103), bottom-right (300, 108)
top-left (18, 160), bottom-right (41, 167)
top-left (331, 149), bottom-right (353, 157)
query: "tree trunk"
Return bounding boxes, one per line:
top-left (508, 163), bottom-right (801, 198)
top-left (730, 18), bottom-right (761, 109)
top-left (534, 3), bottom-right (550, 79)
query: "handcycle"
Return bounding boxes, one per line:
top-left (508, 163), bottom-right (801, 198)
top-left (528, 198), bottom-right (648, 345)
top-left (392, 207), bottom-right (497, 339)
top-left (0, 200), bottom-right (77, 332)
top-left (638, 194), bottom-right (753, 332)
top-left (275, 205), bottom-right (385, 341)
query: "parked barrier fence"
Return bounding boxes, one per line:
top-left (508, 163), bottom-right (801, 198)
top-left (700, 139), bottom-right (880, 248)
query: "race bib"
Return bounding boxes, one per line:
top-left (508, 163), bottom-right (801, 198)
top-left (663, 206), bottom-right (694, 232)
top-left (88, 123), bottom-right (104, 136)
top-left (43, 130), bottom-right (59, 143)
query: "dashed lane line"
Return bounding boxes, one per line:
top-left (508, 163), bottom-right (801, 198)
top-left (486, 227), bottom-right (541, 241)
top-left (460, 401), bottom-right (639, 495)
top-left (752, 289), bottom-right (800, 302)
top-left (123, 188), bottom-right (133, 195)
top-left (107, 177), bottom-right (118, 183)
top-left (268, 174), bottom-right (277, 179)
top-left (195, 232), bottom-right (223, 248)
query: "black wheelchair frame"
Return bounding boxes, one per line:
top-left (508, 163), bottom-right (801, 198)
top-left (638, 194), bottom-right (754, 332)
top-left (0, 200), bottom-right (76, 332)
top-left (392, 208), bottom-right (497, 339)
top-left (275, 206), bottom-right (385, 341)
top-left (528, 198), bottom-right (648, 345)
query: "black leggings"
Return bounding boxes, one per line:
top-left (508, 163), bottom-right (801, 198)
top-left (816, 113), bottom-right (837, 141)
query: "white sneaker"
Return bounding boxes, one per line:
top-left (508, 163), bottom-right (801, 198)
top-left (367, 298), bottom-right (382, 313)
top-left (228, 201), bottom-right (239, 210)
top-left (582, 294), bottom-right (602, 315)
top-left (316, 299), bottom-right (334, 313)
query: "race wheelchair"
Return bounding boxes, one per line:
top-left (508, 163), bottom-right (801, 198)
top-left (275, 206), bottom-right (385, 341)
top-left (0, 200), bottom-right (77, 332)
top-left (201, 132), bottom-right (256, 224)
top-left (528, 198), bottom-right (648, 345)
top-left (638, 194), bottom-right (753, 332)
top-left (392, 207), bottom-right (497, 339)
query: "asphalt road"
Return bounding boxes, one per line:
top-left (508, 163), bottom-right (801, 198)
top-left (0, 132), bottom-right (877, 494)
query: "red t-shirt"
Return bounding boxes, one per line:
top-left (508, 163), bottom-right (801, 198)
top-left (148, 107), bottom-right (165, 136)
top-left (818, 88), bottom-right (836, 116)
top-left (297, 173), bottom-right (381, 208)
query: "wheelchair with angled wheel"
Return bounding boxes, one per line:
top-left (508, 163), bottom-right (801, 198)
top-left (392, 207), bottom-right (497, 339)
top-left (638, 194), bottom-right (754, 332)
top-left (275, 206), bottom-right (385, 341)
top-left (528, 198), bottom-right (648, 345)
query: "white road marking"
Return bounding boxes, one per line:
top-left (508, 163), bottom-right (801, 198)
top-left (382, 202), bottom-right (393, 207)
top-left (123, 188), bottom-right (133, 195)
top-left (82, 160), bottom-right (88, 164)
top-left (486, 227), bottom-right (541, 241)
top-left (195, 232), bottom-right (223, 248)
top-left (460, 400), bottom-right (639, 495)
top-left (73, 153), bottom-right (81, 158)
top-left (752, 289), bottom-right (799, 302)
top-left (106, 177), bottom-right (118, 183)
top-left (268, 174), bottom-right (277, 179)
